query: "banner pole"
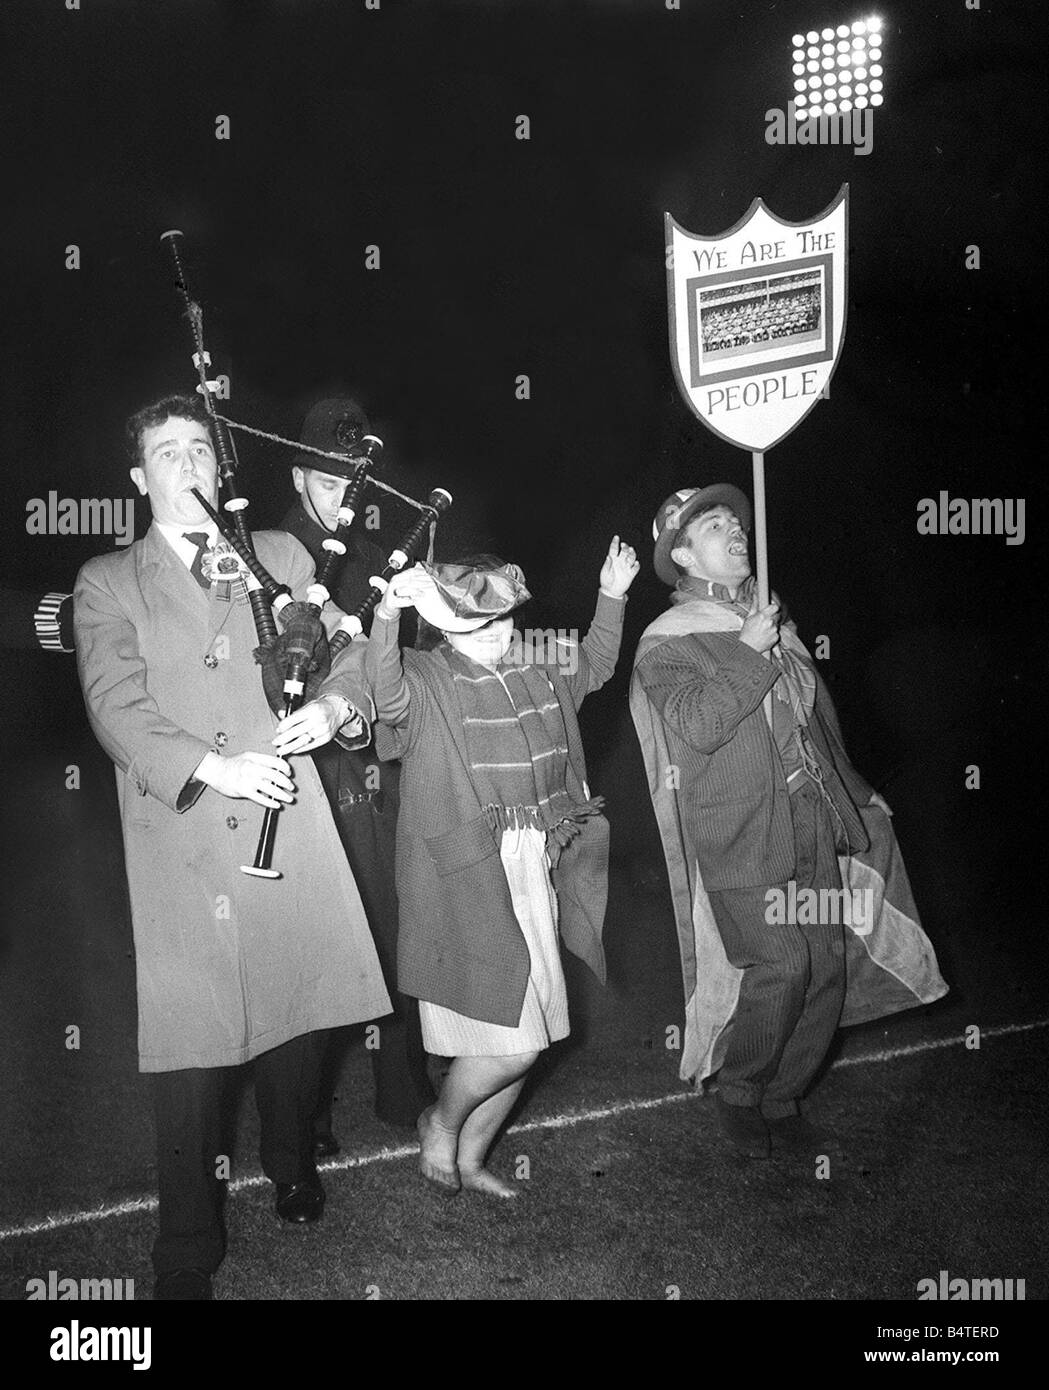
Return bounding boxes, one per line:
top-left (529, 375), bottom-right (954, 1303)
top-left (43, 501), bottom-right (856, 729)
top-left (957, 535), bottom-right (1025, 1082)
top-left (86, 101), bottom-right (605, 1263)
top-left (751, 449), bottom-right (774, 726)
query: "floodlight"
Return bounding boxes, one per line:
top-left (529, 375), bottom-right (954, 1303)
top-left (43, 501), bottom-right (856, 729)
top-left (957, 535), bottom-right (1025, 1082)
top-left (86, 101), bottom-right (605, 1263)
top-left (784, 20), bottom-right (886, 115)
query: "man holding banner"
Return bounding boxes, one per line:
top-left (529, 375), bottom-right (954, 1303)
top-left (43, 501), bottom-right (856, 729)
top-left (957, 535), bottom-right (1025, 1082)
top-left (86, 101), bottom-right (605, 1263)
top-left (630, 484), bottom-right (947, 1161)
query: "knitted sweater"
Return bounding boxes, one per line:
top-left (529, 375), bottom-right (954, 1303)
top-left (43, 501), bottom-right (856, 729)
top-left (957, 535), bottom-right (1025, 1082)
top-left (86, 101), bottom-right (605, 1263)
top-left (366, 592), bottom-right (625, 1024)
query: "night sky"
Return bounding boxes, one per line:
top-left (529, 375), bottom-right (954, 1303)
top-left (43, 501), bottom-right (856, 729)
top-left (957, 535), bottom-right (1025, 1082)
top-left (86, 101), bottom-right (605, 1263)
top-left (2, 0), bottom-right (1046, 963)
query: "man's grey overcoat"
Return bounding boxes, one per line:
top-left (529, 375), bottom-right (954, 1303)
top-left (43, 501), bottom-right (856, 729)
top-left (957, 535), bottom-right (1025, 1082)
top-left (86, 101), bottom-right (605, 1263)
top-left (75, 524), bottom-right (391, 1072)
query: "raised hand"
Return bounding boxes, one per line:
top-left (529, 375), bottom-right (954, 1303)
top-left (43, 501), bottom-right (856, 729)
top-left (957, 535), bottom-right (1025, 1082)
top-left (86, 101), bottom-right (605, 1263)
top-left (599, 536), bottom-right (640, 598)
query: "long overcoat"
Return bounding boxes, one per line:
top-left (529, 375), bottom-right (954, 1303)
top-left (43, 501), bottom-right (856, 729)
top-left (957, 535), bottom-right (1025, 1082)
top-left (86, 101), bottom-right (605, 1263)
top-left (630, 590), bottom-right (948, 1086)
top-left (74, 524), bottom-right (391, 1073)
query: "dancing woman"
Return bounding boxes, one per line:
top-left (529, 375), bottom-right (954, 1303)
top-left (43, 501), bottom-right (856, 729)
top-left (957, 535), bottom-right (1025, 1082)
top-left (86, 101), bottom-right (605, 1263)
top-left (366, 540), bottom-right (638, 1197)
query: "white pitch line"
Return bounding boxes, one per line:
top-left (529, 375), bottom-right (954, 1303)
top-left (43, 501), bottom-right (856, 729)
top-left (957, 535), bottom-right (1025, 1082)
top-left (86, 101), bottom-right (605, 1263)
top-left (2, 1017), bottom-right (1046, 1244)
top-left (830, 1017), bottom-right (1048, 1067)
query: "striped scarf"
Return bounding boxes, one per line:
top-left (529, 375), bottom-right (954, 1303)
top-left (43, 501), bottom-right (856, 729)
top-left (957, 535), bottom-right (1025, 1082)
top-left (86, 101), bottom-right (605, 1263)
top-left (443, 644), bottom-right (604, 851)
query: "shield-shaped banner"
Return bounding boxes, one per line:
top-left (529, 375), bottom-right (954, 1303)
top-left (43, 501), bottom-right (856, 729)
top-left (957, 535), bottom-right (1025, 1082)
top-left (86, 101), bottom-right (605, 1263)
top-left (665, 185), bottom-right (848, 453)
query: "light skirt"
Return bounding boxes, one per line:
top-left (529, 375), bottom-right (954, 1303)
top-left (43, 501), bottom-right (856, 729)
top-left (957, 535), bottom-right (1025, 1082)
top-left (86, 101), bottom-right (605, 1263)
top-left (419, 824), bottom-right (570, 1056)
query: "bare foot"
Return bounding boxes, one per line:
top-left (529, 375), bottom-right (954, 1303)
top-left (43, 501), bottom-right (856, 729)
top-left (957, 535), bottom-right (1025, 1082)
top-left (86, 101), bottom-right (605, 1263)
top-left (459, 1166), bottom-right (520, 1200)
top-left (417, 1106), bottom-right (460, 1196)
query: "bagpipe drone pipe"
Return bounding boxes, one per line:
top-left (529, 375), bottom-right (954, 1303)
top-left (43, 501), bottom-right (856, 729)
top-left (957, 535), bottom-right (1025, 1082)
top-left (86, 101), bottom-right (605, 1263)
top-left (160, 231), bottom-right (453, 876)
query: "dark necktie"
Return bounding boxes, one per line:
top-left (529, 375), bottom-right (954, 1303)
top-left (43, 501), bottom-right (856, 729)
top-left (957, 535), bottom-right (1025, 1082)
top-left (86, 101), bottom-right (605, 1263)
top-left (182, 532), bottom-right (213, 590)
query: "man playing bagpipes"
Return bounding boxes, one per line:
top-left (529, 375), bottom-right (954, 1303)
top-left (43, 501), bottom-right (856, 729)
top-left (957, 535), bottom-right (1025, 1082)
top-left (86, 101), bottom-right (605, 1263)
top-left (630, 485), bottom-right (947, 1161)
top-left (73, 393), bottom-right (391, 1300)
top-left (280, 398), bottom-right (435, 1141)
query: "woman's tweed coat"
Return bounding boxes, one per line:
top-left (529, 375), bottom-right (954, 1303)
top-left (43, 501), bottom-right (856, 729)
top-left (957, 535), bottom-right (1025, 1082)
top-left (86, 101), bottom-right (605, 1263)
top-left (367, 594), bottom-right (625, 1026)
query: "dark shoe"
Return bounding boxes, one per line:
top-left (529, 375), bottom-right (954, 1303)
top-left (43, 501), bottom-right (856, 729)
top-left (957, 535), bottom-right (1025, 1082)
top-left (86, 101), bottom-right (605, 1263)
top-left (154, 1268), bottom-right (213, 1301)
top-left (312, 1131), bottom-right (340, 1159)
top-left (768, 1113), bottom-right (844, 1157)
top-left (715, 1095), bottom-right (770, 1159)
top-left (275, 1172), bottom-right (325, 1223)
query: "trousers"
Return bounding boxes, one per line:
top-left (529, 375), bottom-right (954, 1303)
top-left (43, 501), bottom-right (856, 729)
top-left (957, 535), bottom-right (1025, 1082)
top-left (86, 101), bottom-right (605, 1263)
top-left (150, 1029), bottom-right (327, 1275)
top-left (707, 777), bottom-right (847, 1117)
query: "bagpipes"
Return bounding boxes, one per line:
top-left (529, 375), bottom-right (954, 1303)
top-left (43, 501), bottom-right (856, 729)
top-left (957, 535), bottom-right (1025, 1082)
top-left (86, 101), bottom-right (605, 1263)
top-left (160, 231), bottom-right (453, 878)
top-left (327, 486), bottom-right (452, 657)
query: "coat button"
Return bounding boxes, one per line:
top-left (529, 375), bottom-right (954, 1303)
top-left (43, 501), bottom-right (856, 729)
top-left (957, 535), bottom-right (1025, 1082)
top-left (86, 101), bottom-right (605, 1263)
top-left (214, 732), bottom-right (228, 747)
top-left (203, 654), bottom-right (218, 669)
top-left (226, 815), bottom-right (239, 830)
